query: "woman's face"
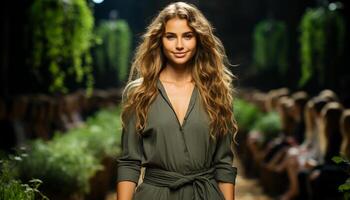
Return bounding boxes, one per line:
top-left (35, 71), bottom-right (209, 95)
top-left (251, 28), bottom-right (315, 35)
top-left (162, 17), bottom-right (197, 67)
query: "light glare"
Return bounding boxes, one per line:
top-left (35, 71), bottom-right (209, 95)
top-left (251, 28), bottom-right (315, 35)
top-left (92, 0), bottom-right (104, 4)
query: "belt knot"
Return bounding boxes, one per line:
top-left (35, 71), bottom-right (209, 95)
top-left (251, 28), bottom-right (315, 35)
top-left (143, 167), bottom-right (224, 200)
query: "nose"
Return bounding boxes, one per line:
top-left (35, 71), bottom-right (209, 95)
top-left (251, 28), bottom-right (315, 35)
top-left (176, 39), bottom-right (184, 51)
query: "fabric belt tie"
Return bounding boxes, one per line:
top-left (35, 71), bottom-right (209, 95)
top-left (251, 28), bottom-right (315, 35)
top-left (143, 167), bottom-right (224, 200)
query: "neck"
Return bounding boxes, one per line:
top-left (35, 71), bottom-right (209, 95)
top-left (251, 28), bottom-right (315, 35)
top-left (160, 62), bottom-right (193, 83)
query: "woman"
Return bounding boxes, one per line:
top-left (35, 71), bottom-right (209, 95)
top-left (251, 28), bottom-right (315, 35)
top-left (308, 102), bottom-right (344, 200)
top-left (116, 2), bottom-right (238, 200)
top-left (340, 109), bottom-right (350, 157)
top-left (276, 98), bottom-right (340, 200)
top-left (318, 102), bottom-right (343, 164)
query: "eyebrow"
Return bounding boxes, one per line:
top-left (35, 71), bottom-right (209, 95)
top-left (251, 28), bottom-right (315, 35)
top-left (164, 31), bottom-right (194, 35)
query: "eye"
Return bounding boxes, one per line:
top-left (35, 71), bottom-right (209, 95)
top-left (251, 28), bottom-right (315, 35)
top-left (183, 34), bottom-right (193, 40)
top-left (165, 35), bottom-right (175, 40)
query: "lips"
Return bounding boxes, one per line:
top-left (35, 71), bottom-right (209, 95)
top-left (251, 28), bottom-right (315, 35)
top-left (173, 52), bottom-right (187, 58)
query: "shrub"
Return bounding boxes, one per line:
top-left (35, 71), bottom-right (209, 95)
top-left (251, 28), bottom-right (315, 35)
top-left (0, 155), bottom-right (48, 200)
top-left (251, 112), bottom-right (282, 147)
top-left (16, 106), bottom-right (122, 197)
top-left (58, 107), bottom-right (122, 159)
top-left (18, 139), bottom-right (102, 196)
top-left (333, 155), bottom-right (350, 200)
top-left (234, 99), bottom-right (263, 133)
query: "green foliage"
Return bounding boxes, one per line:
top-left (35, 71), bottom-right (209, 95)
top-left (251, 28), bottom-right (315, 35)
top-left (94, 20), bottom-right (132, 82)
top-left (253, 19), bottom-right (288, 75)
top-left (56, 107), bottom-right (122, 159)
top-left (299, 6), bottom-right (345, 87)
top-left (30, 0), bottom-right (95, 94)
top-left (16, 106), bottom-right (122, 196)
top-left (0, 156), bottom-right (48, 200)
top-left (332, 155), bottom-right (350, 165)
top-left (18, 139), bottom-right (102, 196)
top-left (234, 98), bottom-right (263, 132)
top-left (251, 112), bottom-right (282, 147)
top-left (332, 155), bottom-right (350, 199)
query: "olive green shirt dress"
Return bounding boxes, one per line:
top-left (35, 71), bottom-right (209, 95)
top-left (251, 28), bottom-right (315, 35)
top-left (117, 78), bottom-right (237, 200)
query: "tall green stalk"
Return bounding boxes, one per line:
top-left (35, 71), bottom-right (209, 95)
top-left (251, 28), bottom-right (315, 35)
top-left (253, 19), bottom-right (288, 76)
top-left (299, 6), bottom-right (345, 87)
top-left (95, 19), bottom-right (132, 83)
top-left (30, 0), bottom-right (95, 94)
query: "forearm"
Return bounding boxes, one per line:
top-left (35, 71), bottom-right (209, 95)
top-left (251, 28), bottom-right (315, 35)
top-left (218, 182), bottom-right (235, 200)
top-left (116, 181), bottom-right (137, 200)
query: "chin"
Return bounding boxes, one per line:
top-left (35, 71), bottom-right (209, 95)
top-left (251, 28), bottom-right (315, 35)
top-left (171, 57), bottom-right (192, 65)
top-left (173, 61), bottom-right (188, 65)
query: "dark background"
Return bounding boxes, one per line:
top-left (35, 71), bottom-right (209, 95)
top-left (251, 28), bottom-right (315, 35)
top-left (1, 0), bottom-right (349, 98)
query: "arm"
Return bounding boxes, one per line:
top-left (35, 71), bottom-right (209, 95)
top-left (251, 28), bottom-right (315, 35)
top-left (116, 181), bottom-right (137, 200)
top-left (213, 131), bottom-right (237, 200)
top-left (218, 182), bottom-right (235, 200)
top-left (116, 112), bottom-right (142, 200)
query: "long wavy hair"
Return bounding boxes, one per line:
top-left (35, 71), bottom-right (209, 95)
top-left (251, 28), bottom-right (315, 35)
top-left (121, 2), bottom-right (238, 140)
top-left (303, 99), bottom-right (317, 147)
top-left (340, 109), bottom-right (350, 157)
top-left (319, 102), bottom-right (343, 161)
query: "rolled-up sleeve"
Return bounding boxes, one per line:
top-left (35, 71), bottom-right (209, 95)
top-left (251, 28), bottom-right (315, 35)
top-left (212, 131), bottom-right (237, 184)
top-left (116, 112), bottom-right (142, 184)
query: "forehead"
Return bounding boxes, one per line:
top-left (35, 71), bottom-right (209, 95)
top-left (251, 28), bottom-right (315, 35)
top-left (164, 17), bottom-right (193, 33)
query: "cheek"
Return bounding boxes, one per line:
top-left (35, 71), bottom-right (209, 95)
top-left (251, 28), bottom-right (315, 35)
top-left (162, 39), bottom-right (172, 51)
top-left (161, 41), bottom-right (172, 59)
top-left (189, 46), bottom-right (197, 58)
top-left (192, 44), bottom-right (197, 54)
top-left (188, 41), bottom-right (197, 57)
top-left (188, 39), bottom-right (197, 50)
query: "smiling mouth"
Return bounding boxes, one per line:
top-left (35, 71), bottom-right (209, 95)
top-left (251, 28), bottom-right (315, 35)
top-left (173, 52), bottom-right (187, 58)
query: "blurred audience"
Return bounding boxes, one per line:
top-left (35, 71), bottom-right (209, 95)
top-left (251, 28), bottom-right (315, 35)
top-left (239, 88), bottom-right (349, 200)
top-left (0, 89), bottom-right (122, 153)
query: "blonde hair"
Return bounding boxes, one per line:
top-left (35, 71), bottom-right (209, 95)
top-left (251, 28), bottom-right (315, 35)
top-left (276, 96), bottom-right (295, 135)
top-left (318, 89), bottom-right (339, 102)
top-left (303, 99), bottom-right (317, 146)
top-left (265, 88), bottom-right (290, 112)
top-left (319, 102), bottom-right (343, 159)
top-left (340, 109), bottom-right (350, 157)
top-left (121, 2), bottom-right (237, 140)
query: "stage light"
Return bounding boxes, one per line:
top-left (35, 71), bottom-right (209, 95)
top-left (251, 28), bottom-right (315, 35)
top-left (328, 2), bottom-right (343, 11)
top-left (92, 0), bottom-right (104, 4)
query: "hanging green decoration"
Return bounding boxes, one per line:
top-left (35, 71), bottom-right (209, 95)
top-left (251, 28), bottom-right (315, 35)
top-left (299, 5), bottom-right (345, 87)
top-left (30, 0), bottom-right (94, 94)
top-left (94, 19), bottom-right (132, 83)
top-left (253, 19), bottom-right (289, 76)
